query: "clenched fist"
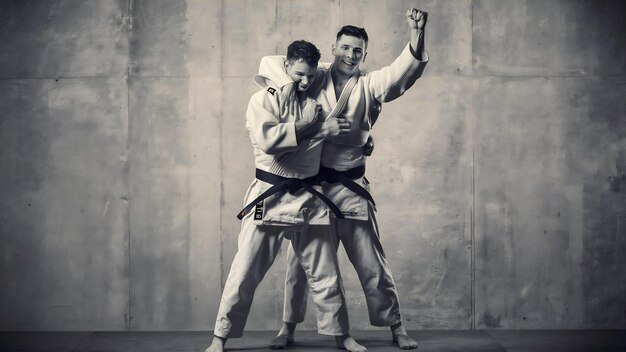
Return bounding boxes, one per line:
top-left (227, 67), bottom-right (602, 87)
top-left (406, 8), bottom-right (427, 30)
top-left (300, 98), bottom-right (322, 128)
top-left (323, 117), bottom-right (351, 139)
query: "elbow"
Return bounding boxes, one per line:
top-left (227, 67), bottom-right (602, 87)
top-left (379, 84), bottom-right (411, 103)
top-left (258, 141), bottom-right (281, 155)
top-left (257, 139), bottom-right (290, 155)
top-left (254, 122), bottom-right (297, 154)
top-left (380, 66), bottom-right (426, 102)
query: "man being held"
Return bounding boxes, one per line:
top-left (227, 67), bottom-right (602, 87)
top-left (259, 8), bottom-right (429, 350)
top-left (204, 40), bottom-right (365, 352)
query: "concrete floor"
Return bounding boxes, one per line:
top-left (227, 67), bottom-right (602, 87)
top-left (1, 330), bottom-right (625, 352)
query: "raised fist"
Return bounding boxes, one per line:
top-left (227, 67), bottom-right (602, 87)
top-left (406, 8), bottom-right (427, 30)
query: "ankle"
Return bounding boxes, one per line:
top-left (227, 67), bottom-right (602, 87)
top-left (390, 322), bottom-right (407, 335)
top-left (279, 322), bottom-right (297, 336)
top-left (212, 335), bottom-right (227, 345)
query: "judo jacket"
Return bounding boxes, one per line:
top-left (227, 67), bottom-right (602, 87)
top-left (243, 75), bottom-right (330, 225)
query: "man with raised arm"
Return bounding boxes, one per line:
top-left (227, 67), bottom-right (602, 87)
top-left (258, 8), bottom-right (429, 350)
top-left (204, 40), bottom-right (366, 352)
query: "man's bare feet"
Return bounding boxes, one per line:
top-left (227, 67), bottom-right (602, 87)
top-left (391, 323), bottom-right (418, 350)
top-left (268, 322), bottom-right (297, 349)
top-left (203, 336), bottom-right (227, 352)
top-left (335, 334), bottom-right (367, 352)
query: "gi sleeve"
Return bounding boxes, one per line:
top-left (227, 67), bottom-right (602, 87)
top-left (366, 42), bottom-right (429, 103)
top-left (246, 89), bottom-right (298, 155)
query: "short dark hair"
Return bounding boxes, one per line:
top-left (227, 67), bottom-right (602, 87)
top-left (286, 40), bottom-right (321, 66)
top-left (336, 25), bottom-right (369, 43)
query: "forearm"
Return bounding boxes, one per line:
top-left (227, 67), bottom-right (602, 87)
top-left (295, 120), bottom-right (321, 144)
top-left (296, 120), bottom-right (346, 143)
top-left (406, 8), bottom-right (428, 61)
top-left (410, 28), bottom-right (426, 61)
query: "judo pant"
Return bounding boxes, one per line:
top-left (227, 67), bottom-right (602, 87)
top-left (283, 203), bottom-right (402, 327)
top-left (213, 213), bottom-right (350, 338)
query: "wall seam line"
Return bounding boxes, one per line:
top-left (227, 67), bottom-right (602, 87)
top-left (470, 0), bottom-right (476, 331)
top-left (126, 0), bottom-right (134, 332)
top-left (218, 0), bottom-right (225, 292)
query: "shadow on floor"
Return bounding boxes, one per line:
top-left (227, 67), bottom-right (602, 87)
top-left (0, 329), bottom-right (624, 351)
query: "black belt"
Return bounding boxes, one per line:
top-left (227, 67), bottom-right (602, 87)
top-left (237, 169), bottom-right (344, 220)
top-left (319, 166), bottom-right (376, 207)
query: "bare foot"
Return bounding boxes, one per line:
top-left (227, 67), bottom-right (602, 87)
top-left (393, 334), bottom-right (418, 350)
top-left (268, 334), bottom-right (294, 349)
top-left (268, 322), bottom-right (297, 349)
top-left (204, 336), bottom-right (226, 352)
top-left (335, 334), bottom-right (367, 352)
top-left (391, 323), bottom-right (418, 350)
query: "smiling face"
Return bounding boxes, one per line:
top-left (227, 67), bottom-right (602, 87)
top-left (331, 34), bottom-right (367, 77)
top-left (284, 58), bottom-right (317, 92)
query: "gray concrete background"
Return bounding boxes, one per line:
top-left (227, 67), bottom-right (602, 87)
top-left (0, 0), bottom-right (624, 331)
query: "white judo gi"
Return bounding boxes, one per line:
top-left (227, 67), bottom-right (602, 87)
top-left (213, 74), bottom-right (350, 338)
top-left (258, 42), bottom-right (429, 327)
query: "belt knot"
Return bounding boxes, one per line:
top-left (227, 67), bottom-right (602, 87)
top-left (287, 179), bottom-right (303, 194)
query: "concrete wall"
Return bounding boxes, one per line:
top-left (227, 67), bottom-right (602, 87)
top-left (0, 0), bottom-right (624, 331)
